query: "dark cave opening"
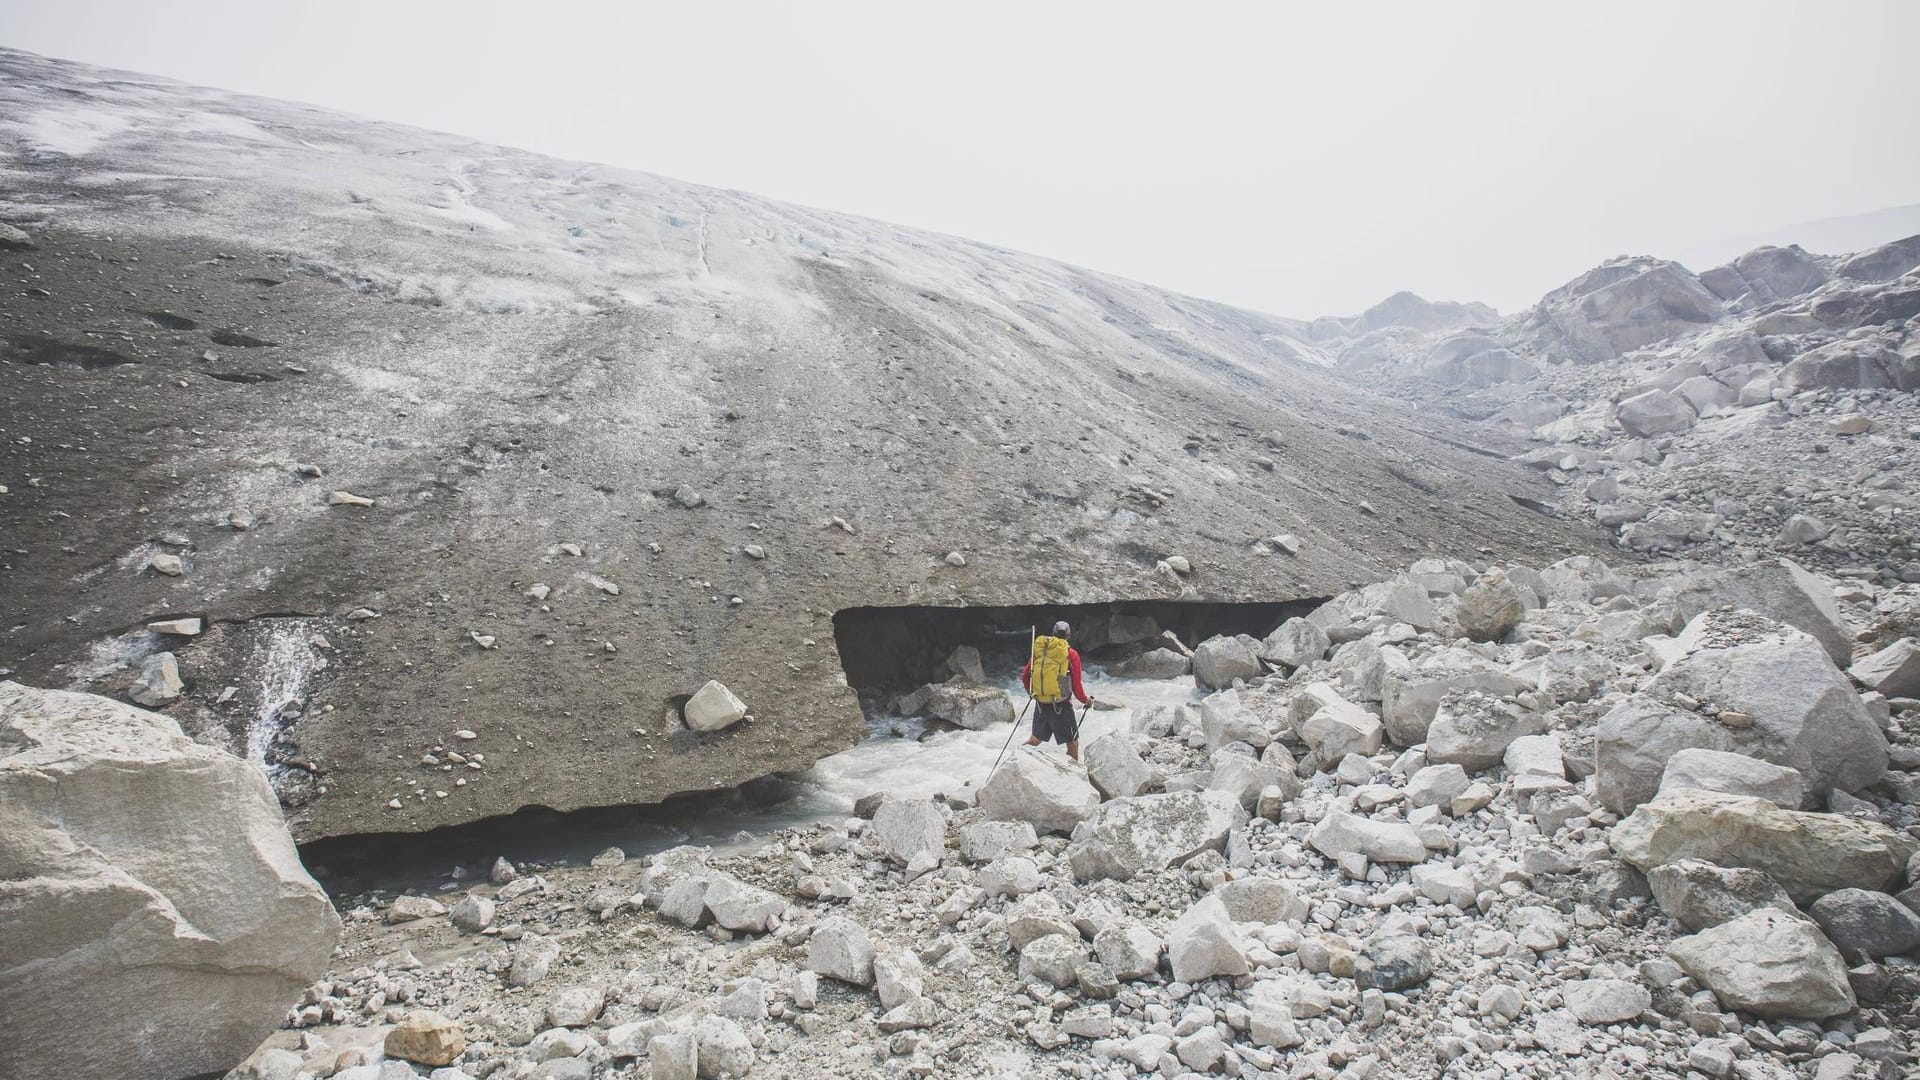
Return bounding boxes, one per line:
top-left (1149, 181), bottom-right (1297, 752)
top-left (830, 598), bottom-right (1329, 702)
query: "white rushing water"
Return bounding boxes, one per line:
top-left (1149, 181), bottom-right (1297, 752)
top-left (246, 620), bottom-right (324, 772)
top-left (632, 667), bottom-right (1204, 854)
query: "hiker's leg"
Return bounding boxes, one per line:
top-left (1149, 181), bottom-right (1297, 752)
top-left (1067, 739), bottom-right (1079, 761)
top-left (1024, 737), bottom-right (1041, 747)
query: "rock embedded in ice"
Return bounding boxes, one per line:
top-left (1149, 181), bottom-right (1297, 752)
top-left (129, 651), bottom-right (184, 706)
top-left (1667, 907), bottom-right (1855, 1019)
top-left (684, 680), bottom-right (749, 732)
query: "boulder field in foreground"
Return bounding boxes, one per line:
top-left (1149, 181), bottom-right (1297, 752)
top-left (0, 681), bottom-right (341, 1080)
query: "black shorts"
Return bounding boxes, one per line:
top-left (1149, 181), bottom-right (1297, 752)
top-left (1032, 699), bottom-right (1079, 744)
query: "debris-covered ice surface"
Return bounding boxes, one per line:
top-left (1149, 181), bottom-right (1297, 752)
top-left (287, 553), bottom-right (1920, 1080)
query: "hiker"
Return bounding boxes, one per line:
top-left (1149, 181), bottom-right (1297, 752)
top-left (1021, 620), bottom-right (1093, 761)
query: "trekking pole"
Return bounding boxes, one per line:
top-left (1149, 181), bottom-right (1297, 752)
top-left (989, 694), bottom-right (1034, 780)
top-left (986, 624), bottom-right (1037, 782)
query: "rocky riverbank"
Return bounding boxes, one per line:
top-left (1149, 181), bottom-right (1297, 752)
top-left (221, 554), bottom-right (1919, 1080)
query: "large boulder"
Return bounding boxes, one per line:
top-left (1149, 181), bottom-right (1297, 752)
top-left (1192, 635), bottom-right (1263, 690)
top-left (1656, 748), bottom-right (1805, 809)
top-left (1778, 339), bottom-right (1902, 391)
top-left (924, 684), bottom-right (1016, 731)
top-left (1807, 888), bottom-right (1920, 958)
top-left (1646, 858), bottom-right (1799, 931)
top-left (1609, 789), bottom-right (1916, 905)
top-left (1641, 612), bottom-right (1886, 802)
top-left (1613, 389), bottom-right (1697, 437)
top-left (979, 747), bottom-right (1100, 834)
top-left (1836, 233), bottom-right (1920, 282)
top-left (1165, 895), bottom-right (1249, 983)
top-left (1700, 245), bottom-right (1828, 306)
top-left (1259, 618), bottom-right (1329, 671)
top-left (1307, 581), bottom-right (1438, 642)
top-left (0, 682), bottom-right (342, 1080)
top-left (1113, 648), bottom-right (1192, 679)
top-left (1666, 908), bottom-right (1855, 1020)
top-left (870, 798), bottom-right (947, 865)
top-left (1198, 689), bottom-right (1268, 751)
top-left (1849, 639), bottom-right (1920, 698)
top-left (1667, 558), bottom-right (1850, 665)
top-left (1066, 790), bottom-right (1247, 881)
top-left (1455, 572), bottom-right (1527, 642)
top-left (1424, 692), bottom-right (1546, 771)
top-left (1308, 810), bottom-right (1428, 865)
top-left (1380, 658), bottom-right (1530, 747)
top-left (1509, 256), bottom-right (1726, 363)
top-left (1083, 734), bottom-right (1153, 800)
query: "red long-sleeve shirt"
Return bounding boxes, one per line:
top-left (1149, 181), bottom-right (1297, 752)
top-left (1021, 648), bottom-right (1091, 706)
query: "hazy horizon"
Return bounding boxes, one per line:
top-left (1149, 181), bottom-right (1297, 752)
top-left (3, 1), bottom-right (1916, 319)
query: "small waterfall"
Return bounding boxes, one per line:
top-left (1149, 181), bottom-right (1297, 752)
top-left (245, 619), bottom-right (323, 773)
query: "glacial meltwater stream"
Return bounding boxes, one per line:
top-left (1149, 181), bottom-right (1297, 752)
top-left (303, 668), bottom-right (1203, 895)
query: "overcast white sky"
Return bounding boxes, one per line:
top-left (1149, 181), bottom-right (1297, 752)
top-left (4, 1), bottom-right (1916, 316)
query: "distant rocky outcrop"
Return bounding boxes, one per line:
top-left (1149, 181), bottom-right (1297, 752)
top-left (0, 681), bottom-right (340, 1080)
top-left (1506, 256), bottom-right (1727, 363)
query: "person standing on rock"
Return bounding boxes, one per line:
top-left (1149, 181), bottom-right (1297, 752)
top-left (1021, 620), bottom-right (1093, 761)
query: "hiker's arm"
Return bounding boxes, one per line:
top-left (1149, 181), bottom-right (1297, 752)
top-left (1020, 660), bottom-right (1031, 691)
top-left (1069, 653), bottom-right (1091, 705)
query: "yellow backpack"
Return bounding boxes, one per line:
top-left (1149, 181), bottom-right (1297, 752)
top-left (1030, 635), bottom-right (1071, 703)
